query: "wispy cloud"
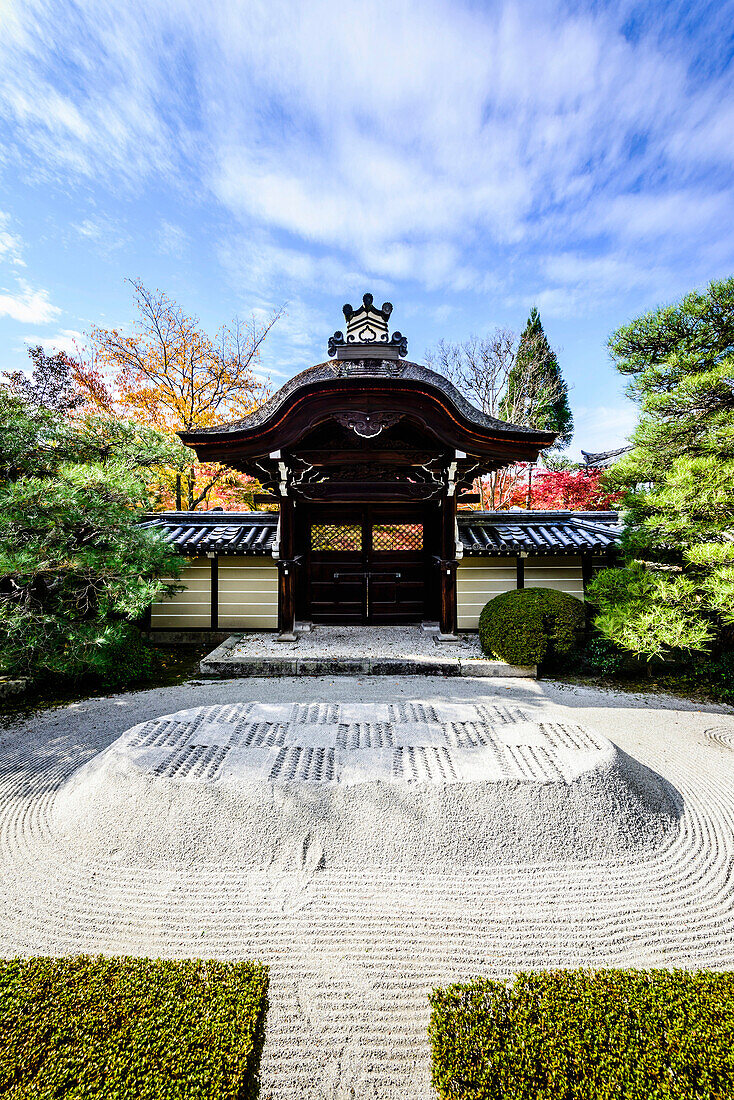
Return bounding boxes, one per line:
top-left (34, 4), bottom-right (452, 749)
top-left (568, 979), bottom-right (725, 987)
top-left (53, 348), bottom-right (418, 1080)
top-left (21, 328), bottom-right (84, 355)
top-left (71, 214), bottom-right (130, 256)
top-left (571, 402), bottom-right (639, 458)
top-left (157, 221), bottom-right (187, 258)
top-left (0, 278), bottom-right (60, 323)
top-left (218, 235), bottom-right (377, 299)
top-left (0, 210), bottom-right (25, 266)
top-left (2, 0), bottom-right (732, 302)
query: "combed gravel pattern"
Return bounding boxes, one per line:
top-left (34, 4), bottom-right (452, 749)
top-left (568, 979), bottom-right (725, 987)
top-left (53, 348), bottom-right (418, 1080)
top-left (52, 699), bottom-right (676, 869)
top-left (1, 677), bottom-right (734, 1098)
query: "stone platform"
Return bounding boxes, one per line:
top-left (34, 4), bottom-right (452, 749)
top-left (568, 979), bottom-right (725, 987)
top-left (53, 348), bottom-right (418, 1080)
top-left (200, 625), bottom-right (536, 678)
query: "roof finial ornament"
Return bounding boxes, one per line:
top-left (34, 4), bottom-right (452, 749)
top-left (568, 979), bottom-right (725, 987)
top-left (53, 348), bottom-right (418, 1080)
top-left (329, 293), bottom-right (407, 359)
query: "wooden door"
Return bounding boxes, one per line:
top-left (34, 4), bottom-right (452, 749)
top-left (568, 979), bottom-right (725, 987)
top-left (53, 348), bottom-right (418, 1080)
top-left (304, 507), bottom-right (366, 624)
top-left (301, 505), bottom-right (430, 624)
top-left (367, 508), bottom-right (426, 623)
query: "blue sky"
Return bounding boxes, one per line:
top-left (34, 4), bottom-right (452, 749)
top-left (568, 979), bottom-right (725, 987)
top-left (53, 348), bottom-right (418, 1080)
top-left (1, 0), bottom-right (733, 457)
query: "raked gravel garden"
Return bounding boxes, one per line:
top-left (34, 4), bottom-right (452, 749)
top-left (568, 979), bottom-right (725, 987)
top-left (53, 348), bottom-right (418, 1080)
top-left (2, 672), bottom-right (734, 1097)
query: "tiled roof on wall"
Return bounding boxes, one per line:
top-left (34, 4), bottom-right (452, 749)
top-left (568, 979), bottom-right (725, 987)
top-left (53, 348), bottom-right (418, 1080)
top-left (141, 511), bottom-right (278, 555)
top-left (458, 511), bottom-right (622, 555)
top-left (141, 509), bottom-right (621, 557)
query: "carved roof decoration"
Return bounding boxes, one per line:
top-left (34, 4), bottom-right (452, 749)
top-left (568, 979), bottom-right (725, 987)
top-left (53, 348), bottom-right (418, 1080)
top-left (328, 292), bottom-right (408, 359)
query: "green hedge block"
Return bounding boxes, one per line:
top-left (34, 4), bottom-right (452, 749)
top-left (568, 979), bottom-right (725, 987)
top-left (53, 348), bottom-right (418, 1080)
top-left (0, 955), bottom-right (268, 1099)
top-left (478, 586), bottom-right (585, 666)
top-left (429, 970), bottom-right (734, 1100)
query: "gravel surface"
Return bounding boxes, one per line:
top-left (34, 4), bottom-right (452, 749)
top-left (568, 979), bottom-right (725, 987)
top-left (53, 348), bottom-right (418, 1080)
top-left (227, 625), bottom-right (485, 659)
top-left (1, 676), bottom-right (734, 1098)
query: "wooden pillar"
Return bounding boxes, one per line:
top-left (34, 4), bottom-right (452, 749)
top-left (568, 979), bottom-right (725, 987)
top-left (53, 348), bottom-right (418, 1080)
top-left (210, 554), bottom-right (219, 630)
top-left (582, 555), bottom-right (593, 594)
top-left (516, 555), bottom-right (525, 589)
top-left (277, 498), bottom-right (297, 639)
top-left (438, 494), bottom-right (458, 636)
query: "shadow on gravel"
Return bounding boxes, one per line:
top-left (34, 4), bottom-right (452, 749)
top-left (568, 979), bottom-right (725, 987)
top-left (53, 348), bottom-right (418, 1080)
top-left (239, 991), bottom-right (268, 1100)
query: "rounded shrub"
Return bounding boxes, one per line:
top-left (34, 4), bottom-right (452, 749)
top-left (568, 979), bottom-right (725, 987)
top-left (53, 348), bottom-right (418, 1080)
top-left (478, 586), bottom-right (585, 666)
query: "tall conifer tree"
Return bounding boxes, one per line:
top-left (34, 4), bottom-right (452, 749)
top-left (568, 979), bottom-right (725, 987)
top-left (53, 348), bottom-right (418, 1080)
top-left (589, 275), bottom-right (734, 660)
top-left (504, 307), bottom-right (573, 447)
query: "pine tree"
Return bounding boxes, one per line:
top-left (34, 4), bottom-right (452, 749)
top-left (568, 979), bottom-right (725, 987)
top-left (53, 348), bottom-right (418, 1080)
top-left (0, 392), bottom-right (183, 684)
top-left (588, 275), bottom-right (734, 659)
top-left (503, 307), bottom-right (573, 447)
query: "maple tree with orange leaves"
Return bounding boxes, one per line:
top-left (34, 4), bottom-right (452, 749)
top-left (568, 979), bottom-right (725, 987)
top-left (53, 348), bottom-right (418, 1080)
top-left (78, 279), bottom-right (282, 510)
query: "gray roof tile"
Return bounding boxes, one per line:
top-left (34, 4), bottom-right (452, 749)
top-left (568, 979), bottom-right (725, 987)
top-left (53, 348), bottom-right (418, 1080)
top-left (141, 509), bottom-right (621, 557)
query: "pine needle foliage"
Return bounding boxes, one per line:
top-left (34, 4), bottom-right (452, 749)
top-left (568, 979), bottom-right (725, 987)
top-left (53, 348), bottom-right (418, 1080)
top-left (0, 956), bottom-right (268, 1100)
top-left (589, 276), bottom-right (734, 659)
top-left (0, 394), bottom-right (183, 684)
top-left (503, 307), bottom-right (573, 447)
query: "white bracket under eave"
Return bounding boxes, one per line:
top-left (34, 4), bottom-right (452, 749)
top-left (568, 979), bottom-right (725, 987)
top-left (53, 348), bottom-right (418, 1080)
top-left (278, 463), bottom-right (289, 497)
top-left (455, 519), bottom-right (464, 559)
top-left (447, 460), bottom-right (458, 497)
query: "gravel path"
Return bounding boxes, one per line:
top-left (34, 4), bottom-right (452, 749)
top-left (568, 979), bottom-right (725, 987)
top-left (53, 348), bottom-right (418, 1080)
top-left (1, 676), bottom-right (734, 1098)
top-left (227, 625), bottom-right (485, 659)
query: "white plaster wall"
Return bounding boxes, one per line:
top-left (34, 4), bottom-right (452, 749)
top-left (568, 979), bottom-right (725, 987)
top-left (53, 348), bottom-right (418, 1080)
top-left (150, 557), bottom-right (211, 629)
top-left (456, 558), bottom-right (517, 630)
top-left (218, 556), bottom-right (278, 630)
top-left (524, 555), bottom-right (585, 600)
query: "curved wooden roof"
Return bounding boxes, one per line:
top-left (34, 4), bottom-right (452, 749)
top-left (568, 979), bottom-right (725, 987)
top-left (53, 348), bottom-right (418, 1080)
top-left (180, 358), bottom-right (556, 465)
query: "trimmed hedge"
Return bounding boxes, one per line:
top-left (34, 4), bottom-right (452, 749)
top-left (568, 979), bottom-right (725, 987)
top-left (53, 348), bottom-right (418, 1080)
top-left (478, 586), bottom-right (585, 666)
top-left (429, 970), bottom-right (734, 1100)
top-left (0, 955), bottom-right (268, 1099)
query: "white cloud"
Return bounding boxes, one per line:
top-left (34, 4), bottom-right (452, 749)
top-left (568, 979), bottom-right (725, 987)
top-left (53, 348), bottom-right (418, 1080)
top-left (72, 215), bottom-right (129, 254)
top-left (157, 221), bottom-right (187, 258)
top-left (570, 403), bottom-right (639, 459)
top-left (22, 328), bottom-right (84, 355)
top-left (0, 279), bottom-right (60, 323)
top-left (218, 235), bottom-right (378, 298)
top-left (594, 189), bottom-right (734, 245)
top-left (0, 211), bottom-right (25, 266)
top-left (511, 250), bottom-right (687, 319)
top-left (1, 0), bottom-right (733, 296)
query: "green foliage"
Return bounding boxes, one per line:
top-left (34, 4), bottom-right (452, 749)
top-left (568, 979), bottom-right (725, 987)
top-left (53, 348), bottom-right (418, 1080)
top-left (0, 393), bottom-right (64, 480)
top-left (0, 393), bottom-right (183, 685)
top-left (429, 970), bottom-right (734, 1100)
top-left (478, 587), bottom-right (585, 666)
top-left (686, 650), bottom-right (734, 703)
top-left (589, 562), bottom-right (712, 658)
top-left (583, 630), bottom-right (629, 675)
top-left (595, 276), bottom-right (734, 660)
top-left (504, 307), bottom-right (574, 446)
top-left (0, 955), bottom-right (268, 1099)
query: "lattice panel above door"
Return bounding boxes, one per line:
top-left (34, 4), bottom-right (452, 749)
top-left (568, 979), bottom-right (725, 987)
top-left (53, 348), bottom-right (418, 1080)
top-left (372, 524), bottom-right (423, 551)
top-left (311, 524), bottom-right (363, 552)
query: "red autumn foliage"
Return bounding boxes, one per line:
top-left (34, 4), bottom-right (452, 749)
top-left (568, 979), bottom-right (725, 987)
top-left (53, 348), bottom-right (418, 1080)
top-left (506, 467), bottom-right (622, 511)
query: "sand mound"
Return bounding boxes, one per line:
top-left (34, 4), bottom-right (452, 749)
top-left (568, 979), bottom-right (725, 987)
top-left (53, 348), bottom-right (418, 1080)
top-left (52, 700), bottom-right (678, 870)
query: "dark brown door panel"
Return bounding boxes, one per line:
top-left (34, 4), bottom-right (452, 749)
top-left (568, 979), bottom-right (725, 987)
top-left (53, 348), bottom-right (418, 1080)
top-left (300, 504), bottom-right (433, 624)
